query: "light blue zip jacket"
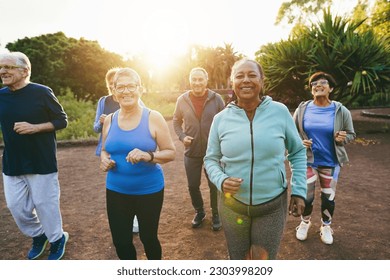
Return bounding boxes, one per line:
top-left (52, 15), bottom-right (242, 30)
top-left (204, 96), bottom-right (307, 205)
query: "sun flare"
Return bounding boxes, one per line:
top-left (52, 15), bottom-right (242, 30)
top-left (141, 9), bottom-right (190, 71)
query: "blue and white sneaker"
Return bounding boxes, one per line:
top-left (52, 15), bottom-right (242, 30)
top-left (48, 232), bottom-right (69, 260)
top-left (28, 233), bottom-right (48, 260)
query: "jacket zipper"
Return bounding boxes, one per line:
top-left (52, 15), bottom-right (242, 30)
top-left (249, 119), bottom-right (254, 205)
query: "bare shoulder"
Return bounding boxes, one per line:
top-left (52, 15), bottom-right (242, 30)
top-left (148, 110), bottom-right (169, 139)
top-left (149, 109), bottom-right (163, 117)
top-left (149, 109), bottom-right (165, 123)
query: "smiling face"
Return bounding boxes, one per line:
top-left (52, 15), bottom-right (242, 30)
top-left (231, 60), bottom-right (263, 103)
top-left (0, 56), bottom-right (29, 91)
top-left (189, 70), bottom-right (208, 97)
top-left (310, 78), bottom-right (333, 99)
top-left (113, 75), bottom-right (142, 107)
top-left (308, 72), bottom-right (336, 105)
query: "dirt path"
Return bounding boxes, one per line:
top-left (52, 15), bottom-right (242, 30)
top-left (0, 114), bottom-right (389, 260)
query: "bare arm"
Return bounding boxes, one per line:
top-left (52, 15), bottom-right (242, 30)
top-left (149, 110), bottom-right (176, 164)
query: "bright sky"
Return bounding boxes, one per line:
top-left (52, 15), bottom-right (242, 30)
top-left (0, 0), bottom-right (363, 70)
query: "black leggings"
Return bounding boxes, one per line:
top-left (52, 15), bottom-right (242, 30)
top-left (106, 188), bottom-right (164, 260)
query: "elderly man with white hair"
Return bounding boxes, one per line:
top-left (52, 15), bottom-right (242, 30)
top-left (0, 51), bottom-right (68, 260)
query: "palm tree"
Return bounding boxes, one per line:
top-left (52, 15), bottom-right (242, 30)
top-left (306, 9), bottom-right (390, 104)
top-left (256, 8), bottom-right (390, 108)
top-left (217, 43), bottom-right (241, 88)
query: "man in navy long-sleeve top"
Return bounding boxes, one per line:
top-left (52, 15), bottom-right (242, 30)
top-left (0, 51), bottom-right (69, 260)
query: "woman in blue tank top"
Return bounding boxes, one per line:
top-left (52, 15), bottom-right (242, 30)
top-left (100, 68), bottom-right (176, 260)
top-left (293, 72), bottom-right (355, 245)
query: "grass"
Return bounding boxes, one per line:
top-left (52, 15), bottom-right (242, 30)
top-left (141, 91), bottom-right (181, 119)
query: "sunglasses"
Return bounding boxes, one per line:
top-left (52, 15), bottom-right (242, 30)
top-left (310, 80), bottom-right (329, 87)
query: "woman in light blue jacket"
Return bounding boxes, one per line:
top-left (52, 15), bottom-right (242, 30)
top-left (204, 58), bottom-right (307, 259)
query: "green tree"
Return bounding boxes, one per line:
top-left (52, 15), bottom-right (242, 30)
top-left (306, 10), bottom-right (389, 104)
top-left (6, 32), bottom-right (126, 102)
top-left (217, 43), bottom-right (241, 88)
top-left (277, 0), bottom-right (389, 41)
top-left (62, 38), bottom-right (125, 101)
top-left (195, 46), bottom-right (222, 89)
top-left (275, 0), bottom-right (333, 25)
top-left (256, 39), bottom-right (313, 108)
top-left (6, 32), bottom-right (76, 94)
top-left (257, 8), bottom-right (390, 108)
top-left (370, 0), bottom-right (390, 39)
top-left (191, 44), bottom-right (241, 89)
top-left (351, 0), bottom-right (370, 34)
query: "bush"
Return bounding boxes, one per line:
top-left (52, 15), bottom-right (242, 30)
top-left (0, 89), bottom-right (97, 143)
top-left (142, 91), bottom-right (181, 119)
top-left (0, 89), bottom-right (181, 144)
top-left (56, 89), bottom-right (97, 141)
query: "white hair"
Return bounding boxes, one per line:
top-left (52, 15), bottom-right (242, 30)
top-left (0, 51), bottom-right (31, 79)
top-left (189, 67), bottom-right (208, 81)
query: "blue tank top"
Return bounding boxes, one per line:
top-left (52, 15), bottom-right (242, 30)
top-left (105, 108), bottom-right (164, 195)
top-left (303, 102), bottom-right (337, 167)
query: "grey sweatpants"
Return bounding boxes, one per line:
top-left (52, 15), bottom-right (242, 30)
top-left (3, 173), bottom-right (64, 243)
top-left (219, 190), bottom-right (287, 260)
